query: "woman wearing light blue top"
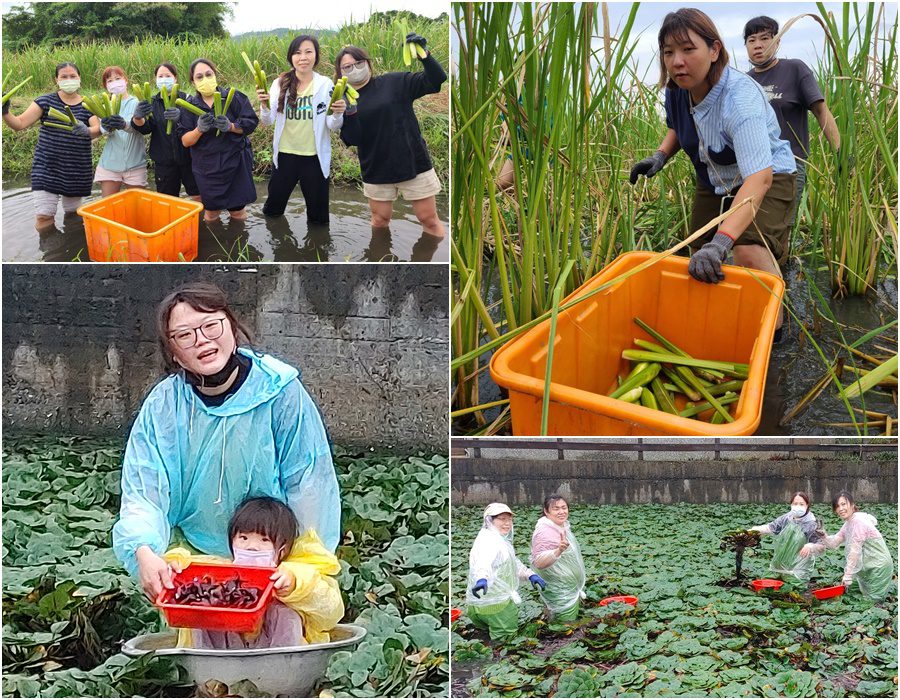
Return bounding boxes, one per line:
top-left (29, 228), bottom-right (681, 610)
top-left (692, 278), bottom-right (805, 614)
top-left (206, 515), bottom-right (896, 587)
top-left (95, 66), bottom-right (149, 196)
top-left (629, 8), bottom-right (796, 334)
top-left (112, 282), bottom-right (340, 601)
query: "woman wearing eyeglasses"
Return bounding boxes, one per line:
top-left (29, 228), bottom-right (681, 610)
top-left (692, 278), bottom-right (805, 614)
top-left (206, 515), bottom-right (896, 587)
top-left (334, 37), bottom-right (447, 239)
top-left (111, 282), bottom-right (340, 602)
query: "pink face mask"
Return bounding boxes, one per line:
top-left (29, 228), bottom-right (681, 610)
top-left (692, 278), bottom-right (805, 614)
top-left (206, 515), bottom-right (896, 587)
top-left (106, 78), bottom-right (127, 95)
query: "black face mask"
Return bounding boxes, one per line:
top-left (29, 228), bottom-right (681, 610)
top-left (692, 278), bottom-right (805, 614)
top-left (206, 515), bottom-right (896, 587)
top-left (183, 351), bottom-right (240, 388)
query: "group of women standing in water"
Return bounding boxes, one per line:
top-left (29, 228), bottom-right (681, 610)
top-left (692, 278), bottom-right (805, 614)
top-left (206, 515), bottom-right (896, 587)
top-left (2, 32), bottom-right (446, 236)
top-left (466, 492), bottom-right (893, 641)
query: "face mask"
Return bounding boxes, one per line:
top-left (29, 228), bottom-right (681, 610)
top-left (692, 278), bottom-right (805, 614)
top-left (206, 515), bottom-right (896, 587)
top-left (156, 77), bottom-right (176, 90)
top-left (195, 76), bottom-right (218, 97)
top-left (750, 54), bottom-right (778, 69)
top-left (791, 505), bottom-right (807, 517)
top-left (106, 79), bottom-right (127, 95)
top-left (344, 64), bottom-right (370, 86)
top-left (58, 79), bottom-right (81, 94)
top-left (233, 548), bottom-right (277, 567)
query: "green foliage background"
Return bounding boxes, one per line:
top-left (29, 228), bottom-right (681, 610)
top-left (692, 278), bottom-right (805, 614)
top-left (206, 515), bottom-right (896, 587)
top-left (2, 438), bottom-right (448, 698)
top-left (452, 502), bottom-right (898, 698)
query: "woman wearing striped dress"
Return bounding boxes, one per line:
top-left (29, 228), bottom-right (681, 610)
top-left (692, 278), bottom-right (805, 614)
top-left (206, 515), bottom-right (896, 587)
top-left (2, 62), bottom-right (100, 230)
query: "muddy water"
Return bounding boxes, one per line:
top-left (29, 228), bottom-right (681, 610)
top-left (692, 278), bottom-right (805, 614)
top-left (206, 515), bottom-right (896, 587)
top-left (459, 259), bottom-right (898, 436)
top-left (1, 180), bottom-right (448, 262)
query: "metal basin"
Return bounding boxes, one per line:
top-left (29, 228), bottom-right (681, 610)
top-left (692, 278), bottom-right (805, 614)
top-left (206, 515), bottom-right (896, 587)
top-left (122, 623), bottom-right (366, 697)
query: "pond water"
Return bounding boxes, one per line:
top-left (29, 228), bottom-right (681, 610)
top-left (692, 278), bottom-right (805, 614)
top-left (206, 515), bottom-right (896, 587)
top-left (456, 259), bottom-right (898, 437)
top-left (1, 179), bottom-right (448, 263)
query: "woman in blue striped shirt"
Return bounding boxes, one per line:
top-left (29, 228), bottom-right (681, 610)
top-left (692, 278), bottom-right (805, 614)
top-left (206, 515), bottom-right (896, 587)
top-left (2, 62), bottom-right (100, 230)
top-left (630, 8), bottom-right (796, 334)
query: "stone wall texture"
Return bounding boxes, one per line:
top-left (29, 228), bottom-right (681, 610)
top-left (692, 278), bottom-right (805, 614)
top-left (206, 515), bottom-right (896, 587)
top-left (2, 265), bottom-right (448, 450)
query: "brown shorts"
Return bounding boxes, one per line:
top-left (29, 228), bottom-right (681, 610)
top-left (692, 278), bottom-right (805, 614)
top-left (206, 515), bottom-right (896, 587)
top-left (689, 172), bottom-right (796, 264)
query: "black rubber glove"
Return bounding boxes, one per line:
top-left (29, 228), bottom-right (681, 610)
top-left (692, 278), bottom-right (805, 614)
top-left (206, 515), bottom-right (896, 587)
top-left (2, 100), bottom-right (9, 115)
top-left (471, 579), bottom-right (488, 598)
top-left (213, 115), bottom-right (231, 133)
top-left (406, 32), bottom-right (427, 51)
top-left (629, 150), bottom-right (668, 184)
top-left (529, 574), bottom-right (547, 590)
top-left (197, 112), bottom-right (216, 133)
top-left (163, 106), bottom-right (181, 122)
top-left (71, 121), bottom-right (90, 138)
top-left (689, 232), bottom-right (734, 284)
top-left (133, 101), bottom-right (153, 120)
top-left (100, 114), bottom-right (126, 132)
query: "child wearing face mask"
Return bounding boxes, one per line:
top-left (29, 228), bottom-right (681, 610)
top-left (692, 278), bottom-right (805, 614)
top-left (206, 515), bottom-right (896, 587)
top-left (94, 66), bottom-right (148, 197)
top-left (162, 496), bottom-right (344, 649)
top-left (748, 491), bottom-right (824, 582)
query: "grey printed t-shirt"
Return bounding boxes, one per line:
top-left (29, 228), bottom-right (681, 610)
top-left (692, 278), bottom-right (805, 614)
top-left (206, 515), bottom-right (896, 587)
top-left (747, 58), bottom-right (824, 159)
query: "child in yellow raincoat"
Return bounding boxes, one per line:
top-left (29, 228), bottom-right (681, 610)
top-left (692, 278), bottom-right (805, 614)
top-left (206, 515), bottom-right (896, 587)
top-left (163, 496), bottom-right (343, 648)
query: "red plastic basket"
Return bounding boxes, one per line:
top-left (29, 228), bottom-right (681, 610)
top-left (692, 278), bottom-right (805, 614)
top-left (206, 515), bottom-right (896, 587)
top-left (751, 579), bottom-right (784, 592)
top-left (155, 563), bottom-right (276, 633)
top-left (812, 585), bottom-right (845, 600)
top-left (598, 595), bottom-right (638, 607)
top-left (450, 608), bottom-right (462, 623)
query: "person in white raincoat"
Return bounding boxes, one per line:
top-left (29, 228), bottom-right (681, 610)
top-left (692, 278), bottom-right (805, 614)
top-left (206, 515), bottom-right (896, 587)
top-left (749, 491), bottom-right (824, 582)
top-left (530, 495), bottom-right (587, 620)
top-left (800, 491), bottom-right (895, 602)
top-left (465, 503), bottom-right (545, 640)
top-left (112, 282), bottom-right (340, 602)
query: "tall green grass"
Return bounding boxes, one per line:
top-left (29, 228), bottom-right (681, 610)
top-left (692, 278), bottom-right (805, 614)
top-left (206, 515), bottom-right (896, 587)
top-left (804, 3), bottom-right (898, 296)
top-left (0, 15), bottom-right (448, 92)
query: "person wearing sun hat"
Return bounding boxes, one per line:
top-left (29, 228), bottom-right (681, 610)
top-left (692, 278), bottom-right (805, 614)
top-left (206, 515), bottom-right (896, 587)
top-left (465, 502), bottom-right (546, 640)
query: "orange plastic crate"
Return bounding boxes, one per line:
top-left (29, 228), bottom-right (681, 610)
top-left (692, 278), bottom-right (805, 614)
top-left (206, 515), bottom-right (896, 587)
top-left (77, 189), bottom-right (202, 262)
top-left (489, 251), bottom-right (784, 436)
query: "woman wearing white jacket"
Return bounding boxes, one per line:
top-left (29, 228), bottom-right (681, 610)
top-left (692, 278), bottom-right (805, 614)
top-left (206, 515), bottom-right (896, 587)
top-left (257, 35), bottom-right (344, 223)
top-left (465, 503), bottom-right (545, 640)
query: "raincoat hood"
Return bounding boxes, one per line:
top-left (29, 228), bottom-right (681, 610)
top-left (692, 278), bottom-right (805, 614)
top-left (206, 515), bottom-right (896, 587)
top-left (175, 348), bottom-right (298, 417)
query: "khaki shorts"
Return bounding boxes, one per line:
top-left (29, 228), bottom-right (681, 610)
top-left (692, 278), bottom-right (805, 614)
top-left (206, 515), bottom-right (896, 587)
top-left (689, 172), bottom-right (796, 264)
top-left (94, 165), bottom-right (148, 187)
top-left (363, 168), bottom-right (441, 202)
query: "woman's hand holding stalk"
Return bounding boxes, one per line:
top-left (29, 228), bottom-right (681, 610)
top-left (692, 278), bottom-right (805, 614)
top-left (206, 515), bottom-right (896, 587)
top-left (135, 545), bottom-right (176, 601)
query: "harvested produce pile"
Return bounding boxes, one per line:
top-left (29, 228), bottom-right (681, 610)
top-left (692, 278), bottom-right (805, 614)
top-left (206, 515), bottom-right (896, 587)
top-left (609, 318), bottom-right (747, 424)
top-left (170, 574), bottom-right (261, 608)
top-left (451, 503), bottom-right (897, 698)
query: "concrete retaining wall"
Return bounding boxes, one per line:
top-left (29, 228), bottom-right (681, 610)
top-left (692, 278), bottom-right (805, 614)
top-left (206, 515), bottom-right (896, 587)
top-left (2, 265), bottom-right (448, 450)
top-left (452, 455), bottom-right (898, 505)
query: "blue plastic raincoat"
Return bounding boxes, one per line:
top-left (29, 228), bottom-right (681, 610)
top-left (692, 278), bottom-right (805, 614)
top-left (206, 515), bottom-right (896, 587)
top-left (112, 349), bottom-right (340, 577)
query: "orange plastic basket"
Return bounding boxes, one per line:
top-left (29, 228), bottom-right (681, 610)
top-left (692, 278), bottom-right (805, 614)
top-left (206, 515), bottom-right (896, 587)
top-left (77, 189), bottom-right (202, 262)
top-left (490, 251), bottom-right (784, 436)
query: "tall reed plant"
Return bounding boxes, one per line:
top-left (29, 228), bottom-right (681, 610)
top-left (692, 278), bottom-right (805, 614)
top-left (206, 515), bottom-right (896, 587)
top-left (804, 3), bottom-right (898, 296)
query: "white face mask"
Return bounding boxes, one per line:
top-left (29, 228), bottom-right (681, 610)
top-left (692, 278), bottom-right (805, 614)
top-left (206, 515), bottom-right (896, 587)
top-left (790, 505), bottom-right (807, 517)
top-left (232, 548), bottom-right (277, 567)
top-left (156, 76), bottom-right (176, 90)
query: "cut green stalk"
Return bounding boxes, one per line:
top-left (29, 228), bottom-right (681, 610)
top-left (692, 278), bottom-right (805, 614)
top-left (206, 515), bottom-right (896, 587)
top-left (633, 322), bottom-right (725, 380)
top-left (661, 366), bottom-right (701, 402)
top-left (622, 350), bottom-right (749, 380)
top-left (705, 380), bottom-right (746, 397)
top-left (676, 366), bottom-right (735, 423)
top-left (640, 388), bottom-right (658, 410)
top-left (42, 121), bottom-right (73, 131)
top-left (679, 394), bottom-right (739, 418)
top-left (609, 362), bottom-right (661, 400)
top-left (650, 377), bottom-right (678, 415)
top-left (175, 98), bottom-right (206, 117)
top-left (844, 354), bottom-right (899, 397)
top-left (2, 75), bottom-right (32, 104)
top-left (618, 387), bottom-right (643, 403)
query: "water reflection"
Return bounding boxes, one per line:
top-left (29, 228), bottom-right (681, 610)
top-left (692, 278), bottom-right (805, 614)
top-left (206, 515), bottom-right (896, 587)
top-left (2, 181), bottom-right (449, 263)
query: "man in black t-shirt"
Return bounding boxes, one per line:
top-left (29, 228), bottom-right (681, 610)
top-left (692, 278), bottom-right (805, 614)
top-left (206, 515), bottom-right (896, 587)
top-left (743, 16), bottom-right (840, 238)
